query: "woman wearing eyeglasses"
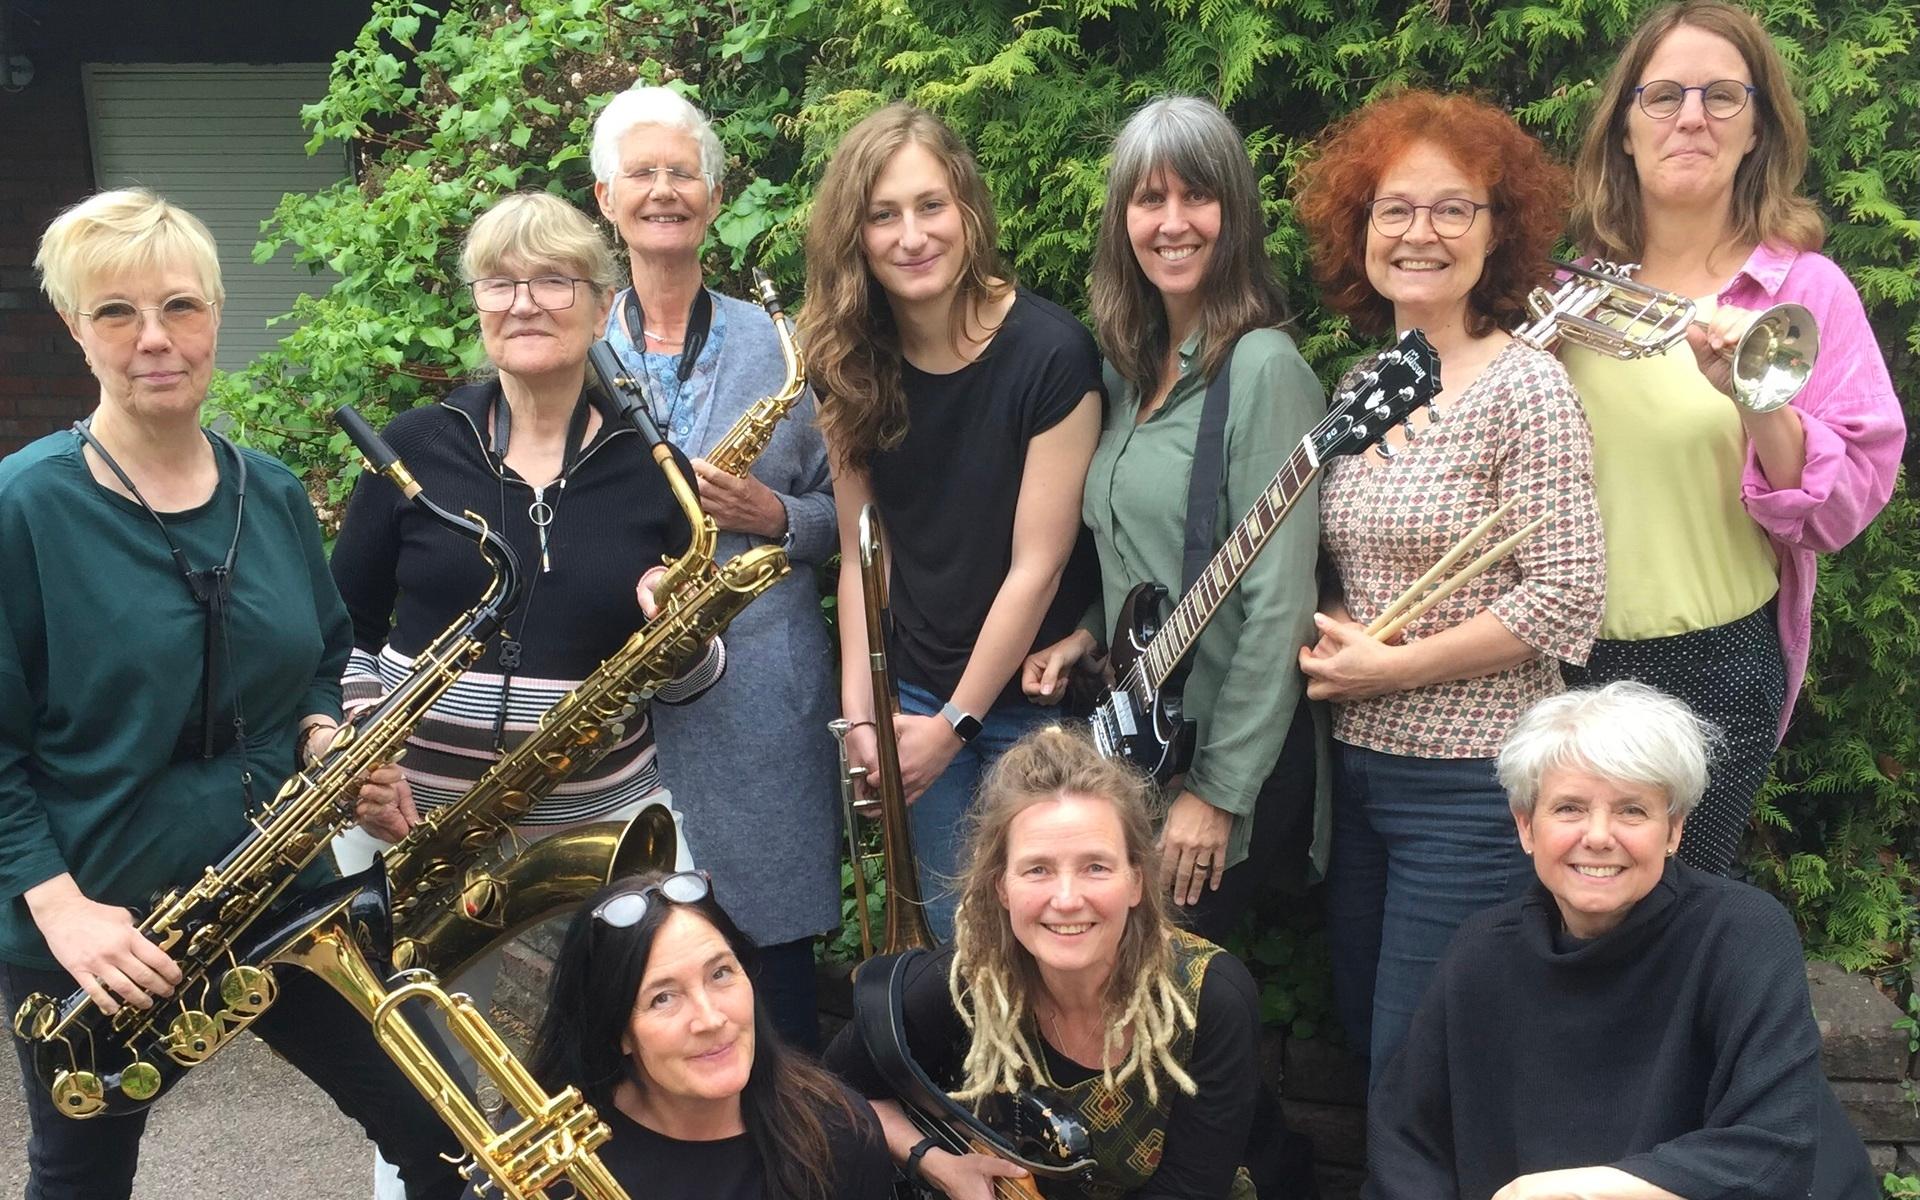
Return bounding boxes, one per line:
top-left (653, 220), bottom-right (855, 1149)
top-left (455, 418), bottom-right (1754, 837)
top-left (1558, 0), bottom-right (1904, 876)
top-left (1, 188), bottom-right (466, 1196)
top-left (521, 870), bottom-right (892, 1200)
top-left (1292, 91), bottom-right (1605, 1083)
top-left (328, 191), bottom-right (716, 1087)
top-left (587, 86), bottom-right (843, 1050)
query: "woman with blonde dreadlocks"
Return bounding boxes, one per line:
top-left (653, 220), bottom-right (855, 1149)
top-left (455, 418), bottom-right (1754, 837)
top-left (824, 726), bottom-right (1262, 1199)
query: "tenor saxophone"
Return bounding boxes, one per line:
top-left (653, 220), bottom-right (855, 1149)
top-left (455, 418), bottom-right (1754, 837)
top-left (700, 268), bottom-right (805, 478)
top-left (378, 343), bottom-right (791, 978)
top-left (11, 407), bottom-right (523, 1120)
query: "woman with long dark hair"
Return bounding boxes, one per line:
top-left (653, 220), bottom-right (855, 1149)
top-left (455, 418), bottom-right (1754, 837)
top-left (529, 871), bottom-right (892, 1199)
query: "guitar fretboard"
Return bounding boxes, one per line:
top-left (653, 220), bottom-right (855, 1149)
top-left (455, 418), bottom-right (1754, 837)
top-left (1140, 440), bottom-right (1321, 688)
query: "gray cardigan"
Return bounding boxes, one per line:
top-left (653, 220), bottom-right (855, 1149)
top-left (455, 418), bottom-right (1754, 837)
top-left (615, 289), bottom-right (842, 946)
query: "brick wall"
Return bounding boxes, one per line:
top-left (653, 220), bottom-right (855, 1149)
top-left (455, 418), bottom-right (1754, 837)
top-left (0, 62), bottom-right (95, 457)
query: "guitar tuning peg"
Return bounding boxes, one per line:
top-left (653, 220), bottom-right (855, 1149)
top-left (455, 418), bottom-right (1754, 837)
top-left (1375, 441), bottom-right (1396, 461)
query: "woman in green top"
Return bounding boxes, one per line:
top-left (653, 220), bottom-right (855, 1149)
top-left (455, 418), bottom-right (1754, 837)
top-left (1024, 95), bottom-right (1324, 944)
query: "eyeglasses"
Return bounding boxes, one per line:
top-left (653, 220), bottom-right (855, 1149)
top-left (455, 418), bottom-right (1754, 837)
top-left (77, 295), bottom-right (217, 342)
top-left (469, 275), bottom-right (586, 313)
top-left (622, 165), bottom-right (712, 193)
top-left (591, 871), bottom-right (713, 930)
top-left (1633, 79), bottom-right (1756, 120)
top-left (1364, 197), bottom-right (1491, 239)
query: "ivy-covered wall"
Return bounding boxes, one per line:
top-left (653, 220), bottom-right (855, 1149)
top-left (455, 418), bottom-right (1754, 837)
top-left (213, 0), bottom-right (1916, 1008)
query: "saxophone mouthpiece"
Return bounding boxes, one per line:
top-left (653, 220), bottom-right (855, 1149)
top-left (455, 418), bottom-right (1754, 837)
top-left (752, 268), bottom-right (784, 316)
top-left (336, 405), bottom-right (421, 498)
top-left (587, 340), bottom-right (666, 447)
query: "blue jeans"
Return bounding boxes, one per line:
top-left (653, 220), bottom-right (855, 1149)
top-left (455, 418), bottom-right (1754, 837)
top-left (897, 680), bottom-right (1059, 940)
top-left (1325, 743), bottom-right (1534, 1088)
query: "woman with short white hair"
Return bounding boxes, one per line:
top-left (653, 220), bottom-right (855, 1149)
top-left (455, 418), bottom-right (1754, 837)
top-left (1365, 681), bottom-right (1873, 1200)
top-left (588, 85), bottom-right (842, 1047)
top-left (2, 188), bottom-right (465, 1198)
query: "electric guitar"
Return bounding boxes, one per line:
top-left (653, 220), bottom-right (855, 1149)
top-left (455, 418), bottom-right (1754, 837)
top-left (1090, 330), bottom-right (1441, 782)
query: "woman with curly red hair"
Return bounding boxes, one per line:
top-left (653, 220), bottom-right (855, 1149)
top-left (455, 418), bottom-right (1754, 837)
top-left (1293, 90), bottom-right (1605, 1083)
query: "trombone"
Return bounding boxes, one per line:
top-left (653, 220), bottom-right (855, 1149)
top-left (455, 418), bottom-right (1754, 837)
top-left (829, 504), bottom-right (937, 959)
top-left (1514, 258), bottom-right (1818, 413)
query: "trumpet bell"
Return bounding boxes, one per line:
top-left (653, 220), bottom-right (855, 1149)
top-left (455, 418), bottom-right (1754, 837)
top-left (1729, 302), bottom-right (1817, 414)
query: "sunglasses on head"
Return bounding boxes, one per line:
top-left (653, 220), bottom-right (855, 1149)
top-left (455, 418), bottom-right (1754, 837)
top-left (590, 870), bottom-right (712, 930)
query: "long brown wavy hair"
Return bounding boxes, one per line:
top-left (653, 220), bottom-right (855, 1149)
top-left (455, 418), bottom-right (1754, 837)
top-left (1293, 89), bottom-right (1569, 338)
top-left (799, 103), bottom-right (1012, 469)
top-left (1571, 0), bottom-right (1823, 261)
top-left (1092, 95), bottom-right (1291, 398)
top-left (946, 726), bottom-right (1199, 1106)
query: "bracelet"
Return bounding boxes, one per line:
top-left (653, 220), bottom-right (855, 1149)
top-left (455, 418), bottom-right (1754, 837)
top-left (904, 1136), bottom-right (939, 1181)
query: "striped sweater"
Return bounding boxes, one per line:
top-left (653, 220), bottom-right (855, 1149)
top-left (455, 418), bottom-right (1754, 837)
top-left (330, 380), bottom-right (723, 827)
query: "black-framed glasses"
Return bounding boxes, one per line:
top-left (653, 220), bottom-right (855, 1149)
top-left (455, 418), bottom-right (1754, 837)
top-left (591, 871), bottom-right (712, 930)
top-left (1633, 79), bottom-right (1756, 120)
top-left (470, 275), bottom-right (586, 313)
top-left (77, 295), bottom-right (217, 342)
top-left (1364, 197), bottom-right (1491, 239)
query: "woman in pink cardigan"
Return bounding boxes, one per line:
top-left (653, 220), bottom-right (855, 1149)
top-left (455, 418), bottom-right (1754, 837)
top-left (1560, 0), bottom-right (1906, 874)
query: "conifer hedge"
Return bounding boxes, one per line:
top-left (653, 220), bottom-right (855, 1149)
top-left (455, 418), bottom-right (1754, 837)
top-left (213, 0), bottom-right (1916, 987)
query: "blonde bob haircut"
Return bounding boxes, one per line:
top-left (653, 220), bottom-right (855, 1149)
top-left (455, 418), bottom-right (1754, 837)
top-left (35, 188), bottom-right (224, 317)
top-left (799, 103), bottom-right (1011, 469)
top-left (1571, 0), bottom-right (1823, 260)
top-left (1496, 682), bottom-right (1725, 820)
top-left (460, 191), bottom-right (622, 294)
top-left (946, 725), bottom-right (1201, 1107)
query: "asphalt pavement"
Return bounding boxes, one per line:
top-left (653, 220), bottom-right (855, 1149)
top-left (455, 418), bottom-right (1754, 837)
top-left (0, 1033), bottom-right (376, 1198)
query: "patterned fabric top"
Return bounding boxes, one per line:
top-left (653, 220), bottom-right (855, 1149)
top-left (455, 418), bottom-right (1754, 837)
top-left (1319, 340), bottom-right (1604, 758)
top-left (1034, 930), bottom-right (1255, 1200)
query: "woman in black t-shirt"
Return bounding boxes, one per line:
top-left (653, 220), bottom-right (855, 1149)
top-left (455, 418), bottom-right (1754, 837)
top-left (799, 103), bottom-right (1103, 940)
top-left (823, 726), bottom-right (1262, 1199)
top-left (521, 871), bottom-right (892, 1200)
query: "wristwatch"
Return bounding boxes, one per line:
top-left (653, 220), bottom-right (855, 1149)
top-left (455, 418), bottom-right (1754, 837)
top-left (938, 701), bottom-right (982, 745)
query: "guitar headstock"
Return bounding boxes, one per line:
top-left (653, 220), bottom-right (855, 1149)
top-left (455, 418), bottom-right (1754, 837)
top-left (1312, 329), bottom-right (1441, 462)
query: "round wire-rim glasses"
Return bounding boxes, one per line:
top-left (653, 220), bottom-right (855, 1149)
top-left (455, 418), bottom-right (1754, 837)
top-left (77, 295), bottom-right (218, 342)
top-left (621, 164), bottom-right (714, 193)
top-left (1633, 80), bottom-right (1756, 120)
top-left (469, 275), bottom-right (586, 313)
top-left (1363, 197), bottom-right (1491, 239)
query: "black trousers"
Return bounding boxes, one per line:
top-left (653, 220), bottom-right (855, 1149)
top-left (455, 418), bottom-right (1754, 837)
top-left (3, 959), bottom-right (467, 1200)
top-left (1184, 701), bottom-right (1319, 945)
top-left (1565, 603), bottom-right (1786, 876)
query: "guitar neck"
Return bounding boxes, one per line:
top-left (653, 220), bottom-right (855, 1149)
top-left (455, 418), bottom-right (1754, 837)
top-left (1141, 439), bottom-right (1321, 689)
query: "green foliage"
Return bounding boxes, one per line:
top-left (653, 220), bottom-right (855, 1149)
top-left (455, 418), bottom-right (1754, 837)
top-left (224, 0), bottom-right (1917, 1002)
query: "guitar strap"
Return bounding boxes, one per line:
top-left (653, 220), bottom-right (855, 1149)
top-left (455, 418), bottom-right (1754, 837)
top-left (1181, 339), bottom-right (1238, 593)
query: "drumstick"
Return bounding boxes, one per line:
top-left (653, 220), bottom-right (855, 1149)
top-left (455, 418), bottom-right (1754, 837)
top-left (1371, 512), bottom-right (1553, 643)
top-left (1365, 497), bottom-right (1520, 638)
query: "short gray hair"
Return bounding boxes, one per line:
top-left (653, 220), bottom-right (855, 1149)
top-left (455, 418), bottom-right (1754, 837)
top-left (460, 191), bottom-right (620, 292)
top-left (589, 85), bottom-right (724, 189)
top-left (1496, 682), bottom-right (1723, 819)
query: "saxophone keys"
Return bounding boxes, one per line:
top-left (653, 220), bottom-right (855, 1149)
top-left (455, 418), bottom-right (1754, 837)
top-left (163, 1010), bottom-right (221, 1063)
top-left (52, 1068), bottom-right (105, 1117)
top-left (118, 1059), bottom-right (162, 1101)
top-left (12, 992), bottom-right (56, 1040)
top-left (219, 964), bottom-right (276, 1016)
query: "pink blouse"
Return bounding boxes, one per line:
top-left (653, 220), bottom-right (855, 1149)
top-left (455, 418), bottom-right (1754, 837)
top-left (1320, 341), bottom-right (1606, 758)
top-left (1722, 244), bottom-right (1907, 739)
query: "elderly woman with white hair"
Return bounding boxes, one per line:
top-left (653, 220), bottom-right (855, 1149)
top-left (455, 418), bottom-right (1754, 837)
top-left (0, 189), bottom-right (466, 1196)
top-left (1365, 681), bottom-right (1873, 1200)
top-left (588, 85), bottom-right (840, 1047)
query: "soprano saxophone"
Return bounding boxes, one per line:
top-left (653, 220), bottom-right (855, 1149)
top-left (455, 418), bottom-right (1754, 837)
top-left (11, 407), bottom-right (522, 1119)
top-left (700, 268), bottom-right (805, 478)
top-left (378, 343), bottom-right (790, 978)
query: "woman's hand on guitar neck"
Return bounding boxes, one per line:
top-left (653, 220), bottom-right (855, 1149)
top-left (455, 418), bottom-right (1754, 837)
top-left (917, 1146), bottom-right (1033, 1199)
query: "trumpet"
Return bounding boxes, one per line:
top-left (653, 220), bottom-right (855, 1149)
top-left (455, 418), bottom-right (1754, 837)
top-left (834, 504), bottom-right (938, 958)
top-left (1515, 259), bottom-right (1818, 413)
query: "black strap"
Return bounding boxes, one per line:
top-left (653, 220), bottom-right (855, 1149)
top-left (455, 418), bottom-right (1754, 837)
top-left (621, 285), bottom-right (713, 385)
top-left (1181, 340), bottom-right (1238, 594)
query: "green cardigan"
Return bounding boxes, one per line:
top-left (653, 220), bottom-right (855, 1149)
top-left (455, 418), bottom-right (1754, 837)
top-left (1082, 327), bottom-right (1328, 871)
top-left (0, 430), bottom-right (350, 968)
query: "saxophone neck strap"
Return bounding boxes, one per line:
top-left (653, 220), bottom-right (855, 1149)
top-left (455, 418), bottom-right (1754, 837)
top-left (622, 285), bottom-right (713, 384)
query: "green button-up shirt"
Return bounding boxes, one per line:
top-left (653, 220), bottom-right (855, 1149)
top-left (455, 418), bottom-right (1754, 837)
top-left (1082, 327), bottom-right (1326, 870)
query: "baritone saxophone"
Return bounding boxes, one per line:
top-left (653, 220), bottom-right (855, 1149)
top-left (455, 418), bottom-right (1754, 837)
top-left (376, 342), bottom-right (791, 980)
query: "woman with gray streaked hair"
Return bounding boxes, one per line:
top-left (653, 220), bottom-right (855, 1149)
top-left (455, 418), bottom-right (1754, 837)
top-left (1024, 94), bottom-right (1326, 942)
top-left (1364, 681), bottom-right (1873, 1200)
top-left (588, 85), bottom-right (843, 1049)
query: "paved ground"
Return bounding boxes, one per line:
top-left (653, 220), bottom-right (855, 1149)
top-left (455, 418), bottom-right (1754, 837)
top-left (0, 1034), bottom-right (375, 1198)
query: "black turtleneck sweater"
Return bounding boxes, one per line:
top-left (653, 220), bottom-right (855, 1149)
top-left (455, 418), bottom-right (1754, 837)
top-left (1365, 862), bottom-right (1874, 1200)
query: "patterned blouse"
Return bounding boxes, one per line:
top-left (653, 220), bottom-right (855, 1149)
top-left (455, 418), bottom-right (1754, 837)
top-left (1319, 340), bottom-right (1604, 758)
